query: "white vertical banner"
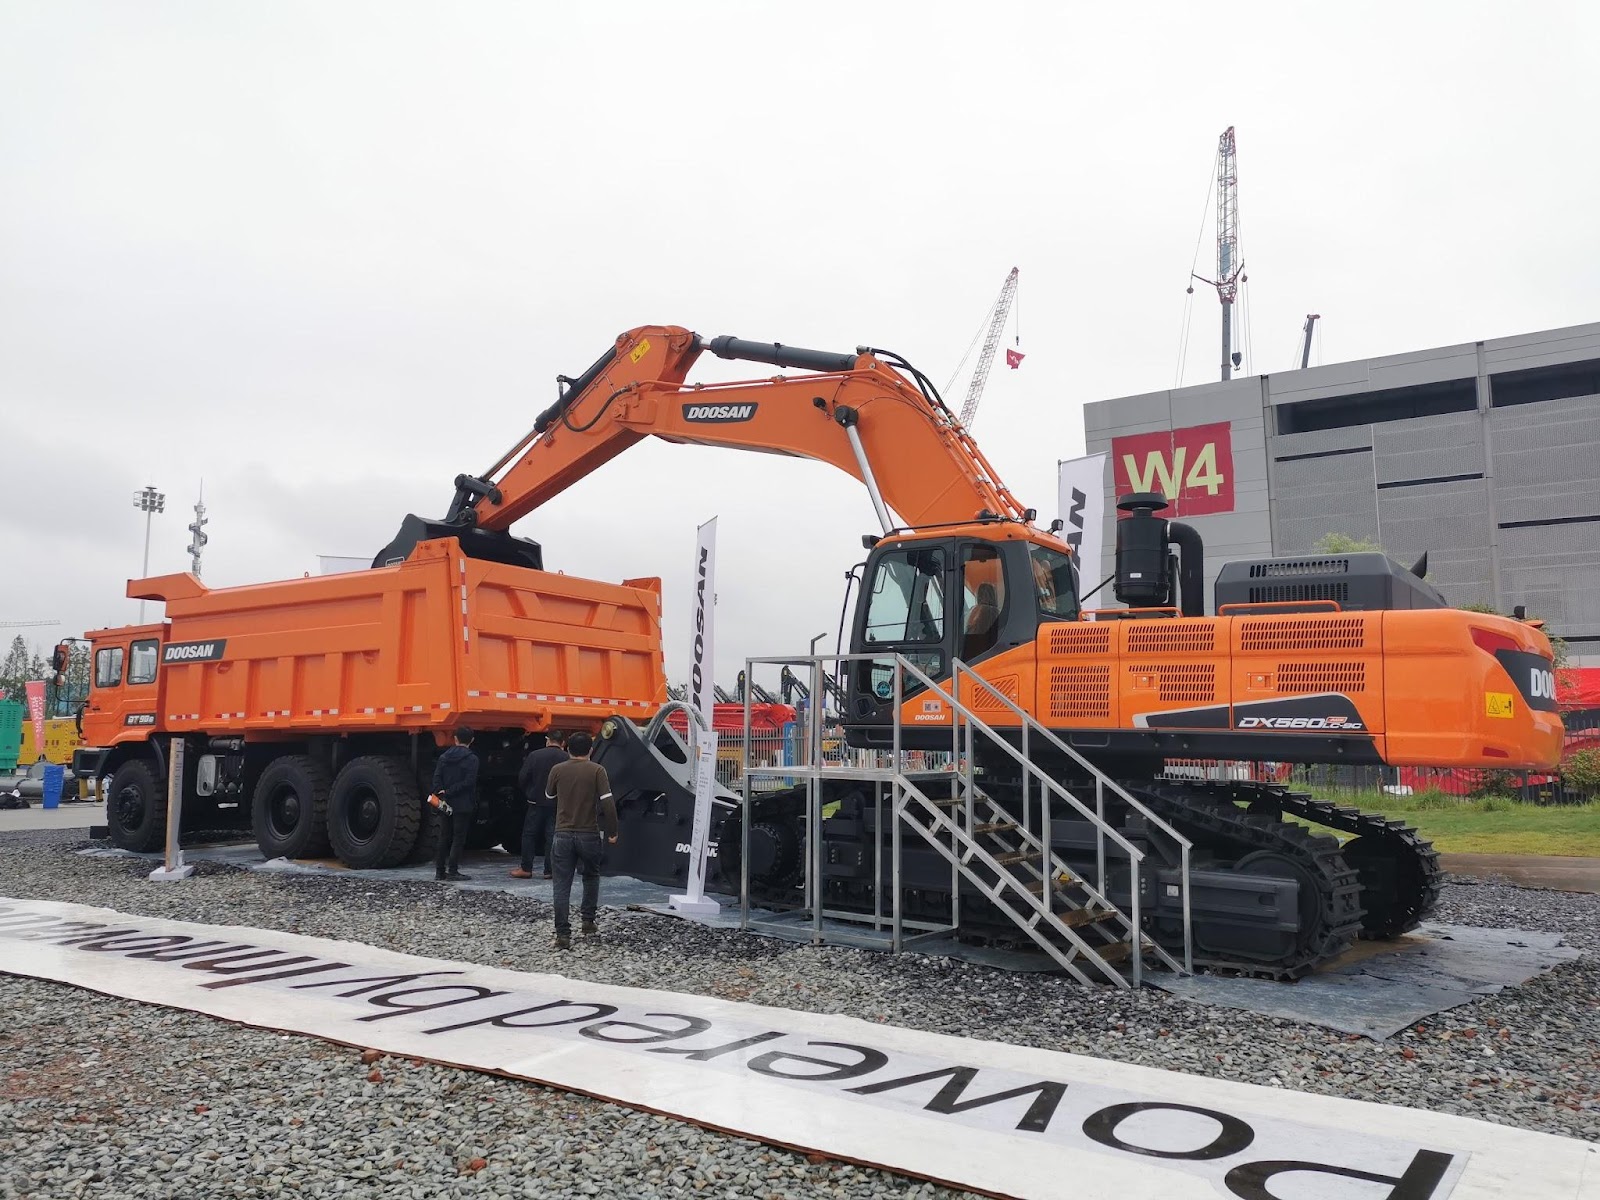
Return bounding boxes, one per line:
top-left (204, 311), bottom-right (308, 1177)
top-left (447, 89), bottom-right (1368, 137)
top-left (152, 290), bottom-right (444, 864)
top-left (683, 730), bottom-right (719, 894)
top-left (1058, 454), bottom-right (1109, 614)
top-left (691, 517), bottom-right (717, 735)
top-left (672, 517), bottom-right (721, 916)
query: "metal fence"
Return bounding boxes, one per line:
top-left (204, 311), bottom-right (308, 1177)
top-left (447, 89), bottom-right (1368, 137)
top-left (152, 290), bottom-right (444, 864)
top-left (717, 717), bottom-right (958, 792)
top-left (1161, 759), bottom-right (1596, 806)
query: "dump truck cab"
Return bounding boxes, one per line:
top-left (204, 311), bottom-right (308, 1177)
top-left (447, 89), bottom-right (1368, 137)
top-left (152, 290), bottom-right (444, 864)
top-left (78, 623), bottom-right (167, 761)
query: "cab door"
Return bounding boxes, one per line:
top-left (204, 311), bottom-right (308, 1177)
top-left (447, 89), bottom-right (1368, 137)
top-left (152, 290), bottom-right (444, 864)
top-left (86, 635), bottom-right (163, 742)
top-left (848, 540), bottom-right (955, 732)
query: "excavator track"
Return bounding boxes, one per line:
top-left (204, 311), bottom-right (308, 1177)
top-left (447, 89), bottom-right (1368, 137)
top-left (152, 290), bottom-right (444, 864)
top-left (1242, 785), bottom-right (1443, 940)
top-left (1123, 780), bottom-right (1368, 979)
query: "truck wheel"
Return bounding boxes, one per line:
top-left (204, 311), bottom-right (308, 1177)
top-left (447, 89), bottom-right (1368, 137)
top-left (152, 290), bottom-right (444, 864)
top-left (328, 756), bottom-right (420, 869)
top-left (252, 756), bottom-right (333, 860)
top-left (106, 759), bottom-right (166, 853)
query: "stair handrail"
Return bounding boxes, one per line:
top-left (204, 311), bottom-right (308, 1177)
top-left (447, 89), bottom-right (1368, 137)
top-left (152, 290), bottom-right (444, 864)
top-left (893, 770), bottom-right (1132, 987)
top-left (894, 655), bottom-right (1146, 861)
top-left (943, 657), bottom-right (1193, 975)
top-left (946, 659), bottom-right (1195, 854)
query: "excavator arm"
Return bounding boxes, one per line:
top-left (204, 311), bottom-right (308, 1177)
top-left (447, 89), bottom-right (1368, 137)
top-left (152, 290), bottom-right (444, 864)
top-left (440, 325), bottom-right (1041, 540)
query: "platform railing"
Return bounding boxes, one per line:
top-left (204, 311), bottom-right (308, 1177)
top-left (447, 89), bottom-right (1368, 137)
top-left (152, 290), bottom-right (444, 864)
top-left (737, 653), bottom-right (1193, 985)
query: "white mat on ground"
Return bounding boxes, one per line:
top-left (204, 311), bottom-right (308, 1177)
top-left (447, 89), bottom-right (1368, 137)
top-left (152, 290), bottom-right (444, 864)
top-left (1, 898), bottom-right (1594, 1200)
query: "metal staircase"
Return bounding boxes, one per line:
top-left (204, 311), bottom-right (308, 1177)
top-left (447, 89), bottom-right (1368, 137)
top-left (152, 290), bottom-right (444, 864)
top-left (738, 654), bottom-right (1193, 989)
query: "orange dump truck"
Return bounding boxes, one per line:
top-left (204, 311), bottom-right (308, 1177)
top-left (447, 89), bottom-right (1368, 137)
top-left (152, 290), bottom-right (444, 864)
top-left (76, 537), bottom-right (665, 866)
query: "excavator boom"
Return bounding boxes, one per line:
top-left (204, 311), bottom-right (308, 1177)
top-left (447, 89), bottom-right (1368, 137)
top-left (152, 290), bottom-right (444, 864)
top-left (449, 326), bottom-right (1042, 541)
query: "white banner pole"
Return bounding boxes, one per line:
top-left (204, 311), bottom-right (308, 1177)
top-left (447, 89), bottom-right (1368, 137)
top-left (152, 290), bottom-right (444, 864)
top-left (672, 517), bottom-right (721, 916)
top-left (1058, 453), bottom-right (1109, 616)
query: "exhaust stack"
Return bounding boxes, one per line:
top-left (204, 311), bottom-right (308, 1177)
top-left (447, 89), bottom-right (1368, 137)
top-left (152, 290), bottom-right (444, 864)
top-left (1113, 493), bottom-right (1206, 617)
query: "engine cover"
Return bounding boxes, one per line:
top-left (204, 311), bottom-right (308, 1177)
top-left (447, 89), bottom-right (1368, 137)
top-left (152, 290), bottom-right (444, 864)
top-left (1214, 551), bottom-right (1445, 612)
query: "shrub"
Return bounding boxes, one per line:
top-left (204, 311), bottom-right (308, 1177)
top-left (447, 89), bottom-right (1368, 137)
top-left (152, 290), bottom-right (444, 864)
top-left (1470, 769), bottom-right (1524, 800)
top-left (1561, 747), bottom-right (1600, 797)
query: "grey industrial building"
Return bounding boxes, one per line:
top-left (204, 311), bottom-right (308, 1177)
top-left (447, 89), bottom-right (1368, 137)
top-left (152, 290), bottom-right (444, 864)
top-left (1083, 321), bottom-right (1600, 665)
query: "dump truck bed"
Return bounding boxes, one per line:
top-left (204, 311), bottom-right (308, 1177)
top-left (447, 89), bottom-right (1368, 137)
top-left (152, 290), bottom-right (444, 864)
top-left (86, 538), bottom-right (664, 749)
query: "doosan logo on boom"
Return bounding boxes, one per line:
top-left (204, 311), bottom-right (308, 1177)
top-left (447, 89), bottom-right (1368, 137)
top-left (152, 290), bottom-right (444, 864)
top-left (682, 403), bottom-right (758, 423)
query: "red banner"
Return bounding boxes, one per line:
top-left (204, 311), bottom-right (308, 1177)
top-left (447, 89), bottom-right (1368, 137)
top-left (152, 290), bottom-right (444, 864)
top-left (24, 680), bottom-right (46, 761)
top-left (1111, 421), bottom-right (1235, 518)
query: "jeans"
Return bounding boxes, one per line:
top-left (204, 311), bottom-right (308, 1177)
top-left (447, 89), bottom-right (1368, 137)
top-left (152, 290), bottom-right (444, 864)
top-left (520, 804), bottom-right (556, 873)
top-left (435, 806), bottom-right (472, 877)
top-left (550, 831), bottom-right (603, 937)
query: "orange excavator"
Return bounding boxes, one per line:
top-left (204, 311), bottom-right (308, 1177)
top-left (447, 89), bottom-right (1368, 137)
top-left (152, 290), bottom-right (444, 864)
top-left (78, 324), bottom-right (1563, 977)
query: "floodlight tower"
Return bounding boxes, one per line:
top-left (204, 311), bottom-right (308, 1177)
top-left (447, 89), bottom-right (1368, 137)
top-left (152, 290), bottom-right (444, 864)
top-left (134, 484), bottom-right (165, 623)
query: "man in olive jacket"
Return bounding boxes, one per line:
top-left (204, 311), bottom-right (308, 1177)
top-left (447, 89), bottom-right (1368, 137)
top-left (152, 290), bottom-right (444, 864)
top-left (543, 731), bottom-right (618, 949)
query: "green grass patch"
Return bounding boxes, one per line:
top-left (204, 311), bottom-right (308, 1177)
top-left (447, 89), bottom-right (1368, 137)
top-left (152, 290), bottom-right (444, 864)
top-left (1298, 788), bottom-right (1600, 856)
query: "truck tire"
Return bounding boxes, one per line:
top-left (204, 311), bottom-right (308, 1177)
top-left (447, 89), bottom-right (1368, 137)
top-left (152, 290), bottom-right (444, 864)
top-left (328, 756), bottom-right (420, 869)
top-left (405, 801), bottom-right (443, 865)
top-left (106, 759), bottom-right (166, 853)
top-left (403, 762), bottom-right (442, 865)
top-left (252, 755), bottom-right (333, 861)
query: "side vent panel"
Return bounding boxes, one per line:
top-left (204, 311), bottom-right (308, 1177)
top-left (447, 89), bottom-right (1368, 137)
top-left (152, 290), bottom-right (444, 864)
top-left (1049, 625), bottom-right (1112, 656)
top-left (1240, 616), bottom-right (1366, 652)
top-left (1248, 581), bottom-right (1351, 605)
top-left (1131, 664), bottom-right (1217, 704)
top-left (1126, 622), bottom-right (1219, 656)
top-left (969, 674), bottom-right (1021, 711)
top-left (1049, 666), bottom-right (1111, 720)
top-left (1277, 662), bottom-right (1367, 694)
top-left (1249, 557), bottom-right (1351, 578)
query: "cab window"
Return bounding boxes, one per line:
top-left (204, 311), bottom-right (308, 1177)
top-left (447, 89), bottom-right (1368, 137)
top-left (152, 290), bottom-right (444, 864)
top-left (1029, 546), bottom-right (1079, 620)
top-left (863, 548), bottom-right (945, 645)
top-left (960, 544), bottom-right (1006, 660)
top-left (128, 639), bottom-right (160, 686)
top-left (94, 647), bottom-right (124, 688)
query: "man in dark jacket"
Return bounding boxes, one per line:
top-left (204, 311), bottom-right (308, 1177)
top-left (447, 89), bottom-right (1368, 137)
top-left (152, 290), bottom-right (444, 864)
top-left (511, 730), bottom-right (567, 879)
top-left (430, 726), bottom-right (480, 882)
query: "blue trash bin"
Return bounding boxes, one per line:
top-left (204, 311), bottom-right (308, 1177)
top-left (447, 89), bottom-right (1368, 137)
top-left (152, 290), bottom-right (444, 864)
top-left (42, 764), bottom-right (64, 809)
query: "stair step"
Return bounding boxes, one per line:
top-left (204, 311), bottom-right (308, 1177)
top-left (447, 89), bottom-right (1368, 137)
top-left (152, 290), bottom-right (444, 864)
top-left (1091, 941), bottom-right (1134, 965)
top-left (992, 850), bottom-right (1041, 866)
top-left (1058, 906), bottom-right (1117, 928)
top-left (972, 821), bottom-right (1015, 836)
top-left (1022, 874), bottom-right (1077, 895)
top-left (926, 795), bottom-right (970, 809)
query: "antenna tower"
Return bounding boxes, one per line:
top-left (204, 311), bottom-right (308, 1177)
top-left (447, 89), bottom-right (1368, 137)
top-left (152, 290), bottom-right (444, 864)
top-left (1192, 127), bottom-right (1246, 380)
top-left (188, 482), bottom-right (209, 577)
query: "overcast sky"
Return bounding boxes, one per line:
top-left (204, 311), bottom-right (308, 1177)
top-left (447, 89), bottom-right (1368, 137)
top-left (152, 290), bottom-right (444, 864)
top-left (2, 1), bottom-right (1597, 687)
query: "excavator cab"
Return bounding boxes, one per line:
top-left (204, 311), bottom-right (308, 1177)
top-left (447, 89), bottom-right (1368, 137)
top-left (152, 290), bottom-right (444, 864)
top-left (845, 530), bottom-right (1078, 740)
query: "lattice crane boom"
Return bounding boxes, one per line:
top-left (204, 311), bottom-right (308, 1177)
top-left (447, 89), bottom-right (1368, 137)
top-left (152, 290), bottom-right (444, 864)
top-left (957, 267), bottom-right (1020, 430)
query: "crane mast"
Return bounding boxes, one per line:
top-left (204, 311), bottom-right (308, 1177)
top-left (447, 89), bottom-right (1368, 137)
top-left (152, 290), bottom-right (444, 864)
top-left (957, 267), bottom-right (1020, 430)
top-left (1215, 127), bottom-right (1240, 379)
top-left (1191, 127), bottom-right (1245, 382)
top-left (1299, 313), bottom-right (1321, 369)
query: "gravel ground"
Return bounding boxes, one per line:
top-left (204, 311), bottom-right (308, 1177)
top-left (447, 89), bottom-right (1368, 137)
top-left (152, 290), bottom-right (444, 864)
top-left (2, 829), bottom-right (1597, 1198)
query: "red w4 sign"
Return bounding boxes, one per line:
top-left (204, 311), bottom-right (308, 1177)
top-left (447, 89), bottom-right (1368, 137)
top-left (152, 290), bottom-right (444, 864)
top-left (1111, 422), bottom-right (1235, 517)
